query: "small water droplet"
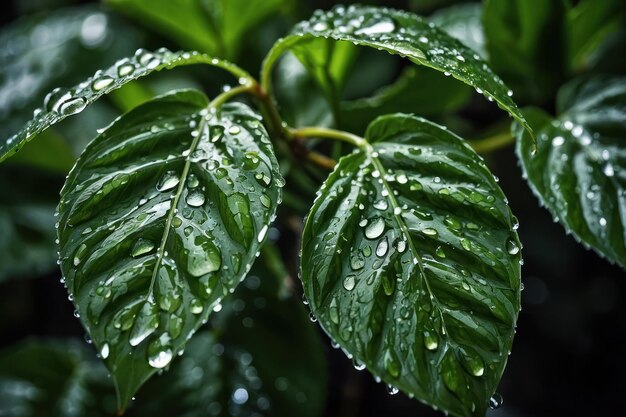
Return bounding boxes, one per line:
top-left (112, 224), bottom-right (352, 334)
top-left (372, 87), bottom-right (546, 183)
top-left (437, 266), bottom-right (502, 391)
top-left (190, 299), bottom-right (203, 314)
top-left (91, 76), bottom-right (114, 91)
top-left (506, 238), bottom-right (520, 255)
top-left (343, 275), bottom-right (356, 291)
top-left (132, 238), bottom-right (155, 258)
top-left (186, 190), bottom-right (205, 207)
top-left (100, 343), bottom-right (110, 359)
top-left (157, 171), bottom-right (180, 191)
top-left (489, 393), bottom-right (503, 409)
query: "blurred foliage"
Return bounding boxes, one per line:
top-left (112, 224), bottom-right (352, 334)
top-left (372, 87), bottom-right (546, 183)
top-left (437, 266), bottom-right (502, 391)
top-left (0, 0), bottom-right (625, 416)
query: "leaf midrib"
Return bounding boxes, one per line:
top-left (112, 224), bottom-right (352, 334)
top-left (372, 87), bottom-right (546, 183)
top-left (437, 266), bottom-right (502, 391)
top-left (145, 114), bottom-right (208, 299)
top-left (368, 148), bottom-right (451, 341)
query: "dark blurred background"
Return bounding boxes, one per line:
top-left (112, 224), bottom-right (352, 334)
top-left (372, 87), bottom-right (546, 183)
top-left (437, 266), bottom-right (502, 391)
top-left (1, 1), bottom-right (625, 417)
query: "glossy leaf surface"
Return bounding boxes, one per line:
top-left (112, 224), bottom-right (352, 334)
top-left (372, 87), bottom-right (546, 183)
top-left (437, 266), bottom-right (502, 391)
top-left (430, 3), bottom-right (485, 57)
top-left (301, 114), bottom-right (521, 417)
top-left (515, 76), bottom-right (626, 269)
top-left (264, 4), bottom-right (531, 136)
top-left (57, 89), bottom-right (282, 409)
top-left (0, 48), bottom-right (249, 163)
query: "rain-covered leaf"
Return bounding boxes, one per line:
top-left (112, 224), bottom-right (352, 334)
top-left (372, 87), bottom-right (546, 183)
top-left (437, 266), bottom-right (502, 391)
top-left (430, 2), bottom-right (485, 57)
top-left (0, 48), bottom-right (250, 163)
top-left (107, 0), bottom-right (292, 58)
top-left (482, 0), bottom-right (567, 103)
top-left (301, 114), bottom-right (521, 417)
top-left (515, 76), bottom-right (626, 269)
top-left (0, 165), bottom-right (64, 282)
top-left (340, 65), bottom-right (472, 135)
top-left (0, 6), bottom-right (144, 158)
top-left (263, 4), bottom-right (531, 136)
top-left (57, 89), bottom-right (283, 409)
top-left (137, 261), bottom-right (327, 417)
top-left (0, 339), bottom-right (115, 417)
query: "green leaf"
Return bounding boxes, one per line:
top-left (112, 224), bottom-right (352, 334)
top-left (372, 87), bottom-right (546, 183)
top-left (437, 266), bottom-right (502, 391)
top-left (340, 65), bottom-right (472, 135)
top-left (430, 2), bottom-right (486, 58)
top-left (263, 4), bottom-right (531, 138)
top-left (482, 0), bottom-right (567, 103)
top-left (515, 76), bottom-right (626, 269)
top-left (565, 0), bottom-right (626, 71)
top-left (56, 89), bottom-right (283, 409)
top-left (0, 6), bottom-right (144, 158)
top-left (107, 0), bottom-right (292, 58)
top-left (0, 165), bottom-right (63, 282)
top-left (138, 261), bottom-right (327, 417)
top-left (301, 114), bottom-right (521, 417)
top-left (0, 48), bottom-right (251, 164)
top-left (0, 339), bottom-right (115, 417)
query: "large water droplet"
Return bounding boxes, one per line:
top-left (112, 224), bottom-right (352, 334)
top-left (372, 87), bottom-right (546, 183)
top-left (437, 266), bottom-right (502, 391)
top-left (59, 97), bottom-right (87, 115)
top-left (131, 238), bottom-right (155, 258)
top-left (147, 333), bottom-right (173, 369)
top-left (100, 343), bottom-right (110, 359)
top-left (186, 190), bottom-right (205, 207)
top-left (424, 331), bottom-right (438, 351)
top-left (91, 76), bottom-right (114, 91)
top-left (355, 19), bottom-right (395, 35)
top-left (157, 171), bottom-right (180, 191)
top-left (343, 275), bottom-right (356, 291)
top-left (190, 298), bottom-right (203, 314)
top-left (129, 302), bottom-right (159, 346)
top-left (365, 217), bottom-right (385, 239)
top-left (506, 238), bottom-right (520, 255)
top-left (376, 237), bottom-right (389, 257)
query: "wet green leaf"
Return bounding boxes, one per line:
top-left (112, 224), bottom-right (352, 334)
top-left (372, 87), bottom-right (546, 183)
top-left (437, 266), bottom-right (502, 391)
top-left (301, 114), bottom-right (521, 417)
top-left (430, 2), bottom-right (485, 57)
top-left (0, 339), bottom-right (115, 417)
top-left (0, 48), bottom-right (250, 163)
top-left (515, 76), bottom-right (626, 269)
top-left (0, 6), bottom-right (144, 161)
top-left (264, 4), bottom-right (531, 137)
top-left (56, 89), bottom-right (283, 410)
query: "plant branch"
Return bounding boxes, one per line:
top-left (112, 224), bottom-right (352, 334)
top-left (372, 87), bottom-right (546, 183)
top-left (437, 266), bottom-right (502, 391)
top-left (467, 132), bottom-right (515, 154)
top-left (208, 83), bottom-right (256, 108)
top-left (290, 126), bottom-right (368, 148)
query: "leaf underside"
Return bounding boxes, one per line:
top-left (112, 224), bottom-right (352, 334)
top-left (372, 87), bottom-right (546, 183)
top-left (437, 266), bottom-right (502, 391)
top-left (57, 89), bottom-right (283, 408)
top-left (301, 114), bottom-right (521, 417)
top-left (265, 4), bottom-right (532, 139)
top-left (516, 75), bottom-right (626, 269)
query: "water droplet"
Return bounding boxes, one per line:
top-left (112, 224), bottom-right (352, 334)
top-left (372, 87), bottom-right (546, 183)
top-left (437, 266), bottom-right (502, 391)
top-left (157, 171), bottom-right (180, 191)
top-left (73, 243), bottom-right (88, 266)
top-left (129, 302), bottom-right (159, 346)
top-left (147, 333), bottom-right (173, 369)
top-left (59, 97), bottom-right (87, 115)
top-left (387, 385), bottom-right (399, 395)
top-left (424, 331), bottom-right (438, 351)
top-left (374, 199), bottom-right (388, 211)
top-left (435, 246), bottom-right (446, 258)
top-left (353, 359), bottom-right (366, 371)
top-left (91, 76), bottom-right (114, 91)
top-left (422, 228), bottom-right (438, 237)
top-left (258, 225), bottom-right (269, 242)
top-left (489, 393), bottom-right (503, 409)
top-left (190, 298), bottom-right (203, 314)
top-left (394, 238), bottom-right (407, 253)
top-left (186, 190), bottom-right (205, 207)
top-left (228, 126), bottom-right (241, 135)
top-left (100, 343), bottom-right (110, 359)
top-left (506, 238), bottom-right (520, 255)
top-left (132, 238), bottom-right (155, 258)
top-left (376, 237), bottom-right (389, 257)
top-left (343, 275), bottom-right (356, 291)
top-left (365, 217), bottom-right (385, 239)
top-left (599, 217), bottom-right (607, 227)
top-left (355, 19), bottom-right (395, 35)
top-left (117, 62), bottom-right (135, 77)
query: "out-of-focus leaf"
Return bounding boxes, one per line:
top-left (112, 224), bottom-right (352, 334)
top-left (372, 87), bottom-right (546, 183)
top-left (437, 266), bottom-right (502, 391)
top-left (0, 48), bottom-right (250, 163)
top-left (0, 6), bottom-right (144, 155)
top-left (482, 0), bottom-right (567, 104)
top-left (430, 2), bottom-right (485, 57)
top-left (515, 76), bottom-right (626, 269)
top-left (137, 259), bottom-right (327, 417)
top-left (107, 0), bottom-right (293, 59)
top-left (565, 0), bottom-right (626, 71)
top-left (0, 339), bottom-right (115, 417)
top-left (0, 165), bottom-right (63, 282)
top-left (57, 89), bottom-right (283, 410)
top-left (301, 113), bottom-right (521, 417)
top-left (264, 4), bottom-right (532, 138)
top-left (340, 65), bottom-right (472, 135)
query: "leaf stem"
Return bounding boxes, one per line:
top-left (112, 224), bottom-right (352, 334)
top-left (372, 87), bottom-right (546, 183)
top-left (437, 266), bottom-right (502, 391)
top-left (468, 132), bottom-right (515, 154)
top-left (208, 83), bottom-right (255, 108)
top-left (290, 126), bottom-right (368, 148)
